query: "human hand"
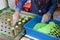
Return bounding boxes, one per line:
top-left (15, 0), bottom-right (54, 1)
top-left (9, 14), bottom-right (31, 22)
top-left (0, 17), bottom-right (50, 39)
top-left (41, 13), bottom-right (51, 22)
top-left (12, 12), bottom-right (20, 26)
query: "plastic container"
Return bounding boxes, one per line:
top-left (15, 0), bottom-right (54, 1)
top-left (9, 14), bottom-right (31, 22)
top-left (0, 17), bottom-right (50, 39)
top-left (24, 16), bottom-right (60, 40)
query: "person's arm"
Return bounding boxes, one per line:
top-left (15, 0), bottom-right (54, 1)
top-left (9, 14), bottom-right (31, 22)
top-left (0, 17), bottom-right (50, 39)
top-left (16, 0), bottom-right (27, 12)
top-left (41, 0), bottom-right (51, 14)
top-left (13, 0), bottom-right (27, 25)
top-left (41, 0), bottom-right (57, 23)
top-left (47, 0), bottom-right (57, 15)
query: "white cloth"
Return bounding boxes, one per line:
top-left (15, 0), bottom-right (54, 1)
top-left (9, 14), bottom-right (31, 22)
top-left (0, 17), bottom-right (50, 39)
top-left (0, 0), bottom-right (7, 10)
top-left (8, 0), bottom-right (16, 9)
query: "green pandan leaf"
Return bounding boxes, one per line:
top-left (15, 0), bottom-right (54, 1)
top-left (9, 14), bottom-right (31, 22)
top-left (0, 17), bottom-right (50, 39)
top-left (33, 23), bottom-right (47, 30)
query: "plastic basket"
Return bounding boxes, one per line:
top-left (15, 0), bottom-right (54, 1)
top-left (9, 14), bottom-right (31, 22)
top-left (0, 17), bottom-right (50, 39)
top-left (24, 16), bottom-right (60, 40)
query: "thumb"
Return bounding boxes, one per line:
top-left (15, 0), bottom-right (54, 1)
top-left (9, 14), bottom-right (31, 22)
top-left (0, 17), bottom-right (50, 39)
top-left (41, 16), bottom-right (45, 22)
top-left (12, 15), bottom-right (16, 26)
top-left (41, 19), bottom-right (45, 23)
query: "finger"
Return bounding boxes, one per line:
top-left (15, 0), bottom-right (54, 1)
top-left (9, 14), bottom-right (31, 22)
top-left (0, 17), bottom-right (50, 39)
top-left (12, 18), bottom-right (16, 25)
top-left (12, 20), bottom-right (16, 26)
top-left (12, 18), bottom-right (18, 26)
top-left (41, 17), bottom-right (45, 22)
top-left (41, 16), bottom-right (47, 22)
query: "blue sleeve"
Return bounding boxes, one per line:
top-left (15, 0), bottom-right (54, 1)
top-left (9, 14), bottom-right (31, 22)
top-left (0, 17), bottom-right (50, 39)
top-left (41, 0), bottom-right (51, 14)
top-left (16, 0), bottom-right (27, 12)
top-left (48, 0), bottom-right (57, 15)
top-left (41, 2), bottom-right (50, 14)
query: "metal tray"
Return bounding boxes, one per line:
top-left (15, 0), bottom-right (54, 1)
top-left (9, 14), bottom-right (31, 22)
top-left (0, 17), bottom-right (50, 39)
top-left (0, 8), bottom-right (36, 40)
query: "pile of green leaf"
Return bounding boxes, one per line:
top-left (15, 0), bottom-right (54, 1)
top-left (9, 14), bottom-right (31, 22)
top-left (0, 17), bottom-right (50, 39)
top-left (33, 22), bottom-right (60, 38)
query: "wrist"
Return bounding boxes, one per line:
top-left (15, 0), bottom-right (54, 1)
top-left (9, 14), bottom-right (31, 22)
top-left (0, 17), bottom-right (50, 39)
top-left (15, 11), bottom-right (20, 14)
top-left (47, 13), bottom-right (51, 17)
top-left (15, 8), bottom-right (21, 13)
